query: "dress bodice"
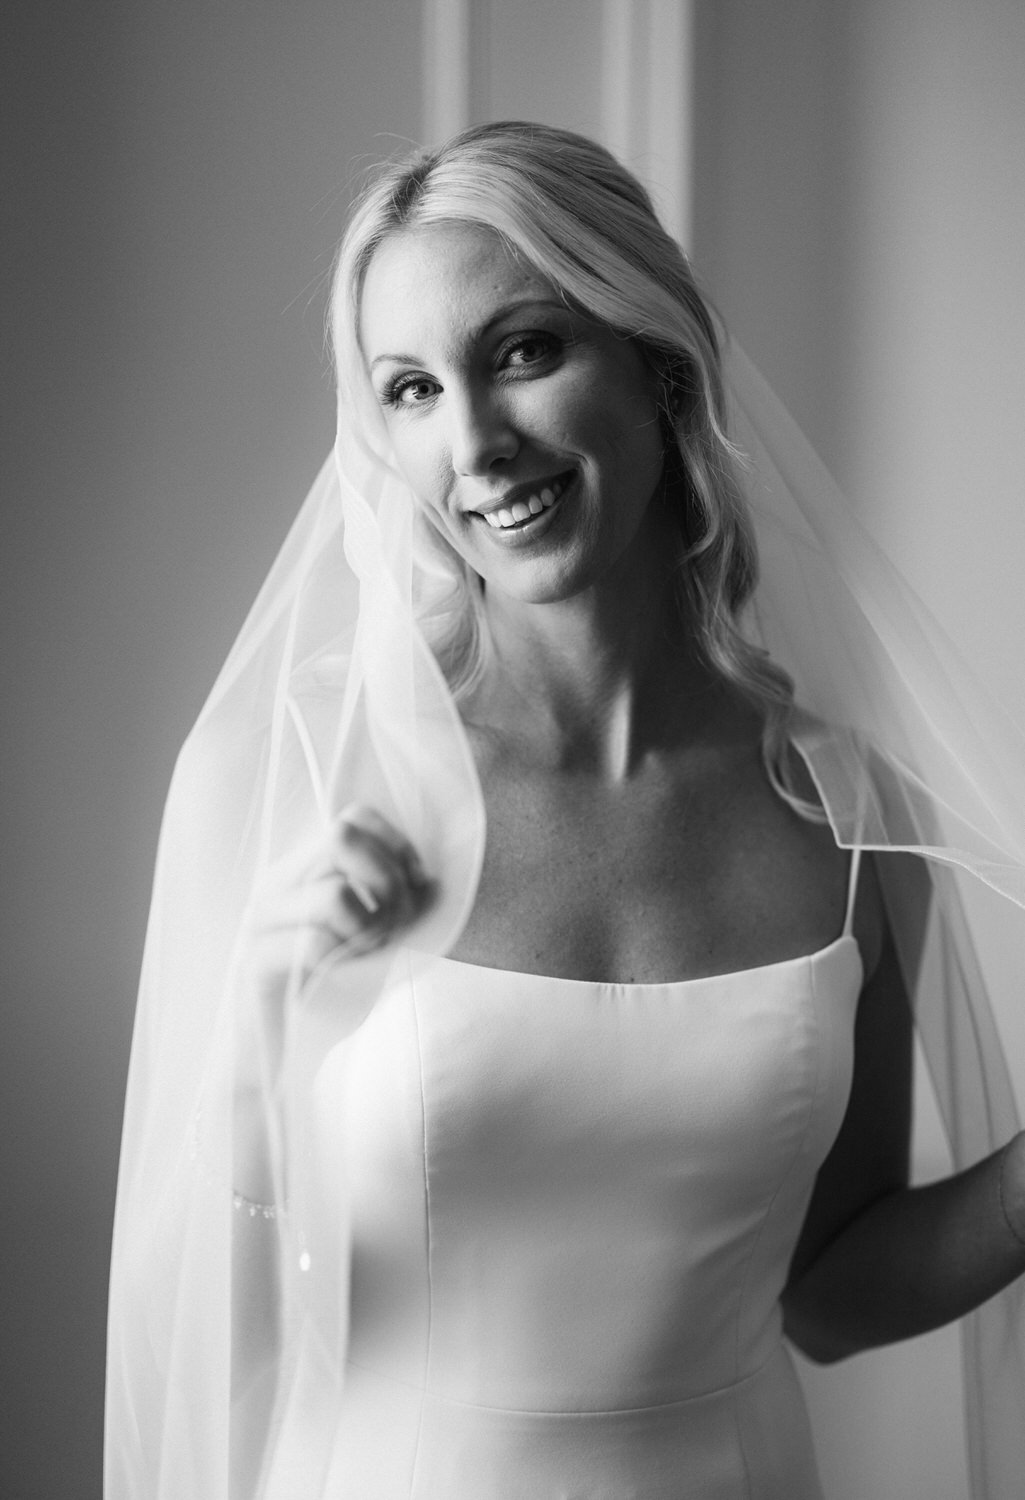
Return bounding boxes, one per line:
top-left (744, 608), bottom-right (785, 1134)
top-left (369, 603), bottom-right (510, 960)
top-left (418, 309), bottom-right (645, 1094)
top-left (308, 932), bottom-right (863, 1498)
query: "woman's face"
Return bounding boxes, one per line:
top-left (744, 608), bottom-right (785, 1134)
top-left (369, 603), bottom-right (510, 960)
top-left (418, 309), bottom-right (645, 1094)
top-left (359, 221), bottom-right (666, 606)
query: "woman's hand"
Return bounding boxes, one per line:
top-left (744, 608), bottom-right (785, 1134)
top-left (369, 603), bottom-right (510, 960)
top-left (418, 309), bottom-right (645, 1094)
top-left (245, 804), bottom-right (431, 1002)
top-left (223, 807), bottom-right (429, 1218)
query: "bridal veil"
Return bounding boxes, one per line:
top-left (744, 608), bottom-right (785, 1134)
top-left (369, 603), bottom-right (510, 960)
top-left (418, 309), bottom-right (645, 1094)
top-left (105, 242), bottom-right (1025, 1500)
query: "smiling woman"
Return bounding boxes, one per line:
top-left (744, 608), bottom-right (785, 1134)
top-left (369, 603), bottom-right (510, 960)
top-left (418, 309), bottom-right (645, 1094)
top-left (106, 122), bottom-right (1025, 1500)
top-left (362, 223), bottom-right (666, 606)
top-left (363, 222), bottom-right (666, 579)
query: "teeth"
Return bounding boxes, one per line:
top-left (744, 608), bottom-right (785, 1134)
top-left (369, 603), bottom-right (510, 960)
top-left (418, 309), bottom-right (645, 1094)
top-left (479, 475), bottom-right (569, 528)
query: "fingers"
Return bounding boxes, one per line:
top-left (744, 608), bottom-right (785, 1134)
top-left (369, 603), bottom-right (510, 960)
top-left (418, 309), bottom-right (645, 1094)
top-left (331, 805), bottom-right (430, 932)
top-left (334, 805), bottom-right (427, 888)
top-left (245, 805), bottom-right (431, 1001)
top-left (264, 805), bottom-right (424, 893)
top-left (253, 863), bottom-right (422, 943)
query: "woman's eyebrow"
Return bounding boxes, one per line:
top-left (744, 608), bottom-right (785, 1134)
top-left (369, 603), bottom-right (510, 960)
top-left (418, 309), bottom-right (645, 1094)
top-left (368, 297), bottom-right (569, 370)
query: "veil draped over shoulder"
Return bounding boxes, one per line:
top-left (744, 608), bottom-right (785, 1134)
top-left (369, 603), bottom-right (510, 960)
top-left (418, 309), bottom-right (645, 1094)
top-left (105, 341), bottom-right (1025, 1499)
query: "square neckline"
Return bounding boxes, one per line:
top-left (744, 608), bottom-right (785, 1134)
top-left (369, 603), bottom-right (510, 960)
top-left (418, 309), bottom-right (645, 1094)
top-left (425, 930), bottom-right (863, 994)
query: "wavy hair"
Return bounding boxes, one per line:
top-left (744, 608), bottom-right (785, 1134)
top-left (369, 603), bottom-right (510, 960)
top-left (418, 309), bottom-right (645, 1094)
top-left (330, 121), bottom-right (808, 808)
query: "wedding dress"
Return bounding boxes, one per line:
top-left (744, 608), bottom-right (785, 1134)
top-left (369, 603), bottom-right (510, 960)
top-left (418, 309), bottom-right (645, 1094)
top-left (266, 848), bottom-right (864, 1498)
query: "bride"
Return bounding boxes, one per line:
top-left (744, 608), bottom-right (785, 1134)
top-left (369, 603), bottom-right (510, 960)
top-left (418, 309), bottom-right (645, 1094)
top-left (106, 121), bottom-right (1025, 1499)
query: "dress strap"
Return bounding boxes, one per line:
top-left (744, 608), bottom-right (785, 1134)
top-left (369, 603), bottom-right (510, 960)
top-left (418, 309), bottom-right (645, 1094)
top-left (842, 845), bottom-right (862, 938)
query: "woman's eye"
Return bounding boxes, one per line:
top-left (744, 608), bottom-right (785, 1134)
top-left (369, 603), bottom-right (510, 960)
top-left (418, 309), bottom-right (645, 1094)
top-left (504, 334), bottom-right (558, 368)
top-left (384, 375), bottom-right (440, 408)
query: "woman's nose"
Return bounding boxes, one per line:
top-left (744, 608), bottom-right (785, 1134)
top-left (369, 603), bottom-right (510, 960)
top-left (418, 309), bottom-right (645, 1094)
top-left (449, 388), bottom-right (519, 475)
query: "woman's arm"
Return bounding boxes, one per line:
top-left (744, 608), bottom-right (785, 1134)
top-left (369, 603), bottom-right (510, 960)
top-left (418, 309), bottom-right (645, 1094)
top-left (783, 854), bottom-right (1025, 1363)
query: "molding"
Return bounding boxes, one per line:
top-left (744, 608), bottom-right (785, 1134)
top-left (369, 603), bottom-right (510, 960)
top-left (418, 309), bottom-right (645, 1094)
top-left (648, 0), bottom-right (693, 249)
top-left (420, 0), bottom-right (693, 247)
top-left (601, 0), bottom-right (642, 167)
top-left (601, 0), bottom-right (694, 247)
top-left (422, 0), bottom-right (473, 145)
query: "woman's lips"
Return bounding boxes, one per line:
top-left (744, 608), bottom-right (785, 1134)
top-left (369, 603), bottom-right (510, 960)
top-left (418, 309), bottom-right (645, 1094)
top-left (475, 472), bottom-right (574, 532)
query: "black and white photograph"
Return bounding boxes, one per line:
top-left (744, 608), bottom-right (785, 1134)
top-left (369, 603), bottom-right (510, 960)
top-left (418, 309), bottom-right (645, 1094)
top-left (6, 4), bottom-right (1025, 1497)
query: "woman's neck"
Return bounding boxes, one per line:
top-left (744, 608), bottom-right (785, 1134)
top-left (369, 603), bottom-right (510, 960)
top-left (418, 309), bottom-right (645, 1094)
top-left (468, 570), bottom-right (728, 781)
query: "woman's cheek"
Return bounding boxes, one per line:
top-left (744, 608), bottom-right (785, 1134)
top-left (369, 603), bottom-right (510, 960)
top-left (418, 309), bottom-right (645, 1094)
top-left (391, 438), bottom-right (445, 516)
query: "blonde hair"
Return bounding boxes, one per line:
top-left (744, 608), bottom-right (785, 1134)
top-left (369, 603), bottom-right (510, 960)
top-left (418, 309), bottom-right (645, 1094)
top-left (330, 121), bottom-right (806, 806)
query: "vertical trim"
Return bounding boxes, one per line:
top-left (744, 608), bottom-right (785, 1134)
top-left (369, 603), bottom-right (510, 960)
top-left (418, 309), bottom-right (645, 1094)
top-left (601, 0), bottom-right (641, 165)
top-left (422, 0), bottom-right (473, 145)
top-left (648, 0), bottom-right (693, 248)
top-left (601, 0), bottom-right (695, 249)
top-left (422, 1), bottom-right (694, 249)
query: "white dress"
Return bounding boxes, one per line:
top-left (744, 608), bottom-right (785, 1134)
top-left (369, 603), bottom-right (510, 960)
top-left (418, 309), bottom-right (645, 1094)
top-left (311, 862), bottom-right (863, 1498)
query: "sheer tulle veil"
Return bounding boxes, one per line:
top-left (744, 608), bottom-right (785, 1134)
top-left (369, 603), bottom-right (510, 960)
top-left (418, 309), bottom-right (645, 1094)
top-left (105, 174), bottom-right (1025, 1498)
